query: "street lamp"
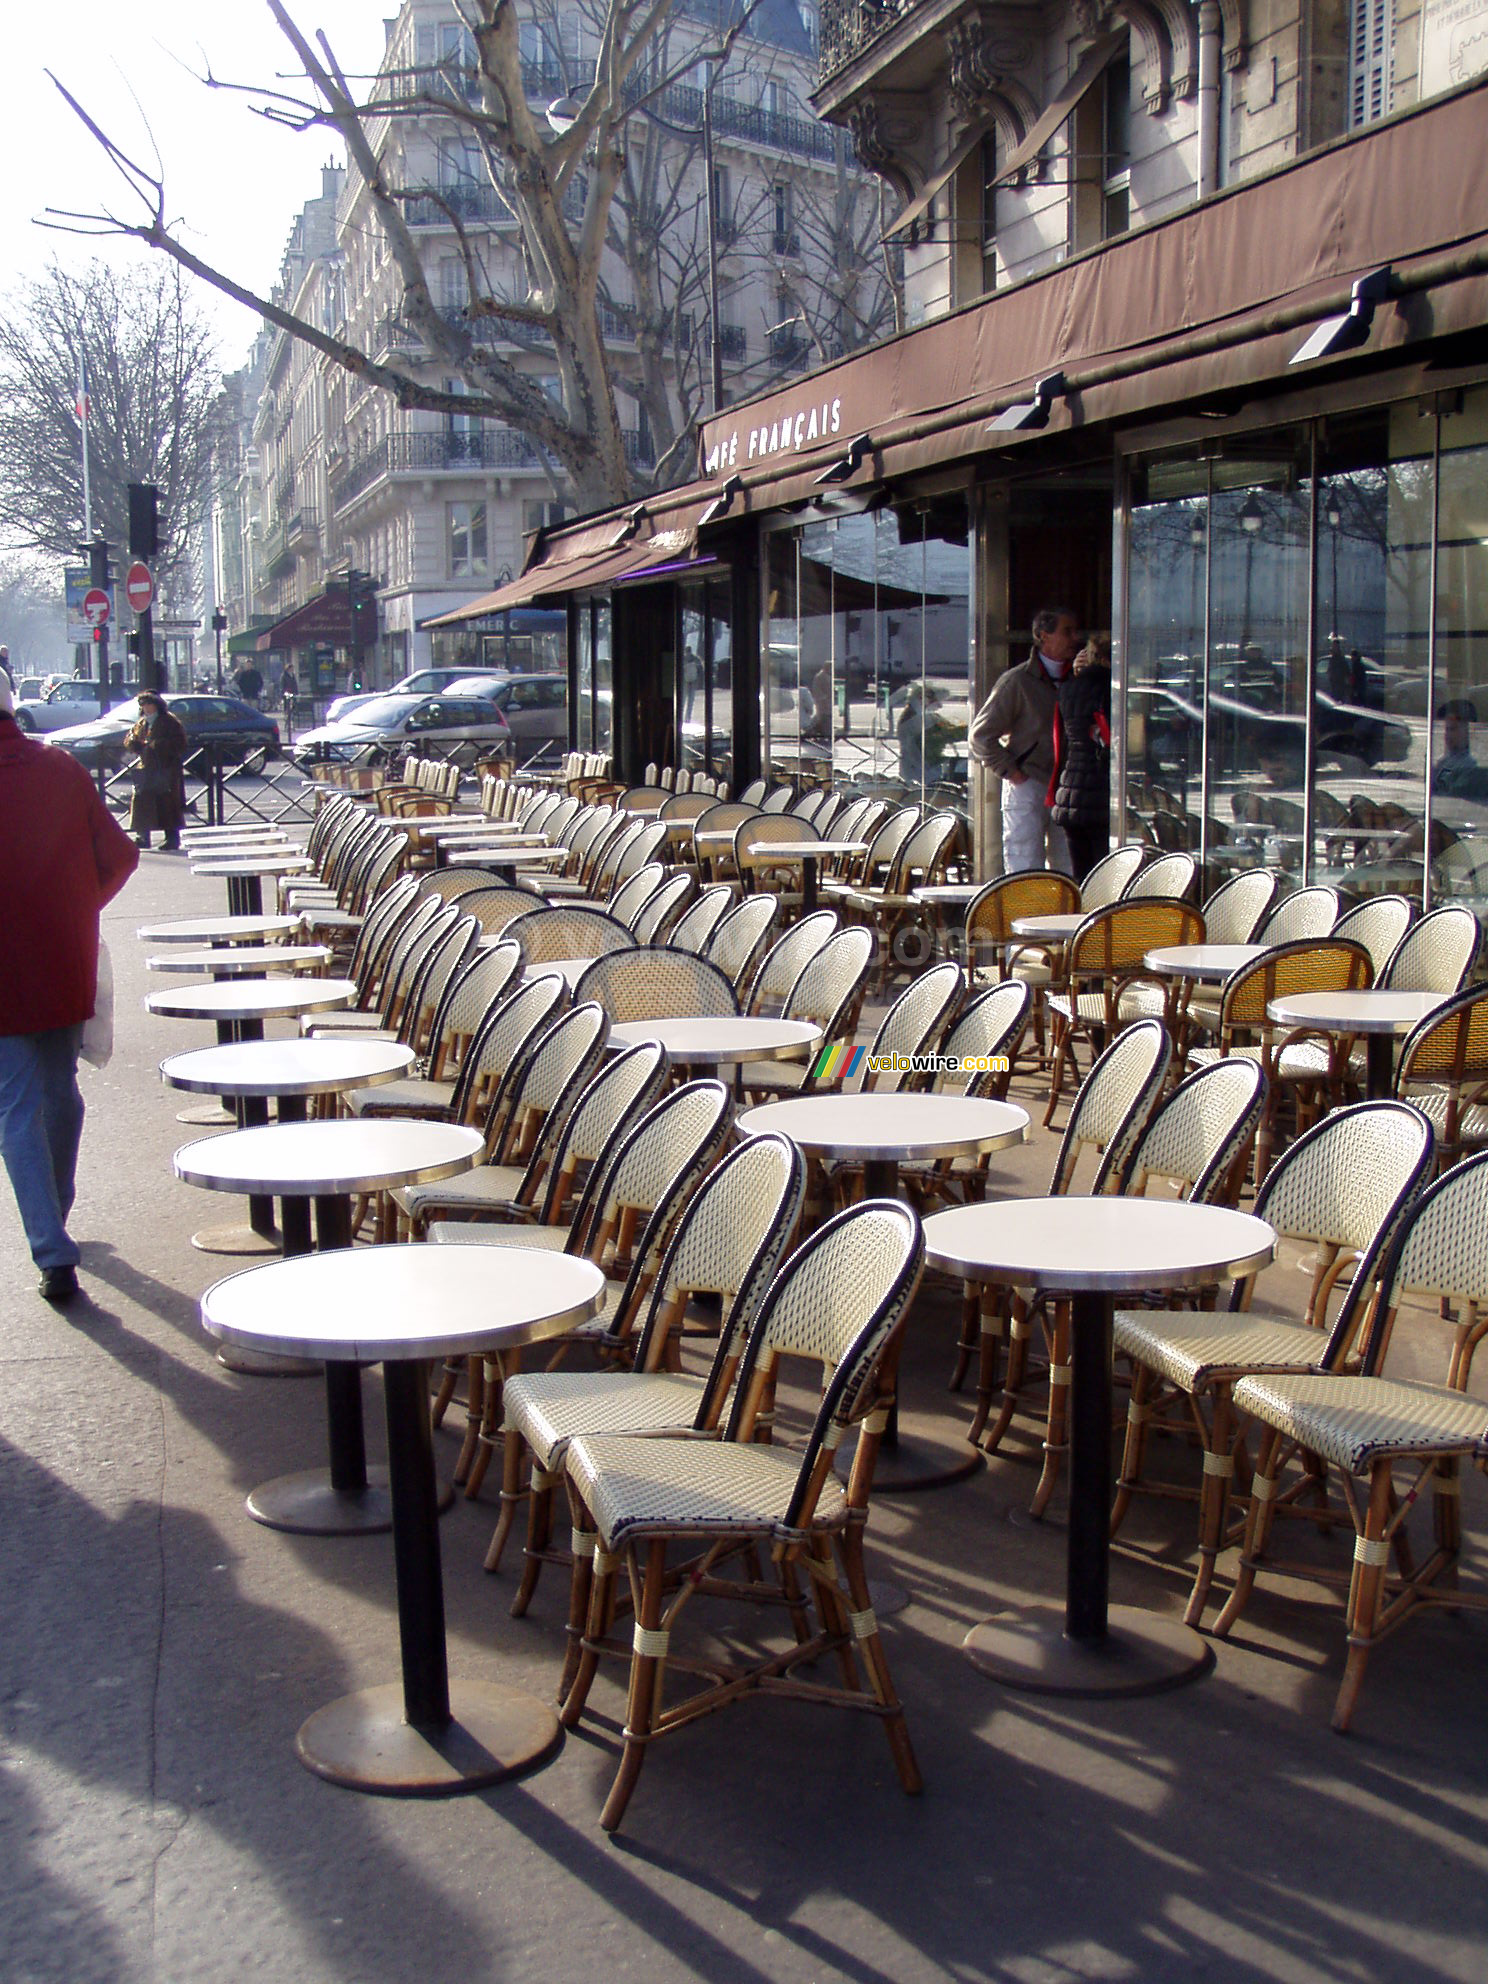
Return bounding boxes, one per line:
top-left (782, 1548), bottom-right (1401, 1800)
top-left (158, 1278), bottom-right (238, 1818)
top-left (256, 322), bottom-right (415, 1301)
top-left (211, 607), bottom-right (228, 693)
top-left (1238, 490), bottom-right (1264, 657)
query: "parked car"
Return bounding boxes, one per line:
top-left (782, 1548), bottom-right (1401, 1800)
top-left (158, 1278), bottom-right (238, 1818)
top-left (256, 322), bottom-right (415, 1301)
top-left (14, 677), bottom-right (142, 736)
top-left (391, 666), bottom-right (504, 697)
top-left (48, 694), bottom-right (281, 770)
top-left (16, 676), bottom-right (47, 701)
top-left (320, 691), bottom-right (382, 726)
top-left (291, 692), bottom-right (510, 767)
top-left (443, 673), bottom-right (567, 761)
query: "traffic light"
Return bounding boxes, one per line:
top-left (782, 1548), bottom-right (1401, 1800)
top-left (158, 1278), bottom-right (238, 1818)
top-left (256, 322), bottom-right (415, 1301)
top-left (128, 483), bottom-right (160, 559)
top-left (91, 627), bottom-right (103, 647)
top-left (85, 537), bottom-right (112, 589)
top-left (126, 630), bottom-right (142, 660)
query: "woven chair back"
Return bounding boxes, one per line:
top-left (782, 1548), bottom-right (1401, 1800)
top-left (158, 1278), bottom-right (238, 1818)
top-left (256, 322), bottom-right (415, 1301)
top-left (965, 870), bottom-right (1082, 958)
top-left (449, 882), bottom-right (547, 935)
top-left (746, 911), bottom-right (839, 1015)
top-left (570, 1078), bottom-right (733, 1264)
top-left (631, 871), bottom-right (696, 945)
top-left (705, 895), bottom-right (780, 990)
top-left (1079, 844), bottom-right (1145, 909)
top-left (402, 913), bottom-right (481, 1052)
top-left (865, 962), bottom-right (965, 1092)
top-left (607, 865), bottom-right (669, 929)
top-left (1050, 1019), bottom-right (1172, 1195)
top-left (760, 785), bottom-right (796, 814)
top-left (1217, 937), bottom-right (1373, 1033)
top-left (738, 778), bottom-right (769, 806)
top-left (428, 941), bottom-right (524, 1069)
top-left (422, 865), bottom-right (508, 903)
top-left (613, 819), bottom-right (669, 882)
top-left (1103, 1057), bottom-right (1266, 1202)
top-left (1363, 1145), bottom-right (1488, 1376)
top-left (453, 973), bottom-right (567, 1128)
top-left (1123, 851), bottom-right (1197, 901)
top-left (885, 811), bottom-right (960, 893)
top-left (857, 805), bottom-right (921, 886)
top-left (574, 948), bottom-right (739, 1022)
top-left (348, 874), bottom-right (420, 987)
top-left (667, 885), bottom-right (735, 954)
top-left (1260, 885), bottom-right (1341, 944)
top-left (1381, 904), bottom-right (1480, 993)
top-left (505, 905), bottom-right (636, 965)
top-left (1202, 868), bottom-right (1280, 944)
top-left (492, 1002), bottom-right (610, 1164)
top-left (1334, 895), bottom-right (1415, 978)
top-left (937, 980), bottom-right (1032, 1096)
top-left (783, 926), bottom-right (874, 1049)
top-left (536, 1040), bottom-right (671, 1223)
top-left (379, 903), bottom-right (462, 1028)
top-left (659, 792), bottom-right (713, 823)
top-left (1066, 899), bottom-right (1205, 980)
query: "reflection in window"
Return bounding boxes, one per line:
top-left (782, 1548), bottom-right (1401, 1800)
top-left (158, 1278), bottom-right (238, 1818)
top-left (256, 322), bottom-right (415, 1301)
top-left (575, 603), bottom-right (594, 752)
top-left (593, 601), bottom-right (612, 753)
top-left (1432, 391), bottom-right (1488, 901)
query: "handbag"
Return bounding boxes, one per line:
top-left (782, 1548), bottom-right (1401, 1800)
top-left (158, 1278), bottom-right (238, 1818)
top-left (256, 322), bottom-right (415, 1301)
top-left (80, 941), bottom-right (114, 1069)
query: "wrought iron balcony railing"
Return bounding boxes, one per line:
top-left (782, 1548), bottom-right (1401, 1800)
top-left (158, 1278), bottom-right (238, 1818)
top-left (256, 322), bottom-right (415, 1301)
top-left (818, 0), bottom-right (918, 85)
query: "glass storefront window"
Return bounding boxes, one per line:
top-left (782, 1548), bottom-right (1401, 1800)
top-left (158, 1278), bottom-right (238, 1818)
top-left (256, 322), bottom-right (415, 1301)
top-left (575, 603), bottom-right (593, 753)
top-left (593, 601), bottom-right (612, 754)
top-left (1432, 391), bottom-right (1488, 903)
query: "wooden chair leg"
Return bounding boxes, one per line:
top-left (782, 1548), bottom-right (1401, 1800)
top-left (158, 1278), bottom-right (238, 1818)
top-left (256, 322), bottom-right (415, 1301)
top-left (1110, 1363), bottom-right (1155, 1536)
top-left (599, 1540), bottom-right (668, 1831)
top-left (1030, 1299), bottom-right (1070, 1518)
top-left (981, 1300), bottom-right (1032, 1455)
top-left (452, 1355), bottom-right (484, 1485)
top-left (1333, 1460), bottom-right (1394, 1733)
top-left (838, 1524), bottom-right (921, 1796)
top-left (1212, 1427), bottom-right (1286, 1638)
top-left (965, 1286), bottom-right (1002, 1440)
top-left (510, 1466), bottom-right (557, 1616)
top-left (949, 1279), bottom-right (980, 1394)
top-left (464, 1350), bottom-right (508, 1499)
top-left (484, 1422), bottom-right (526, 1573)
top-left (430, 1354), bottom-right (462, 1430)
top-left (1184, 1387), bottom-right (1234, 1627)
top-left (557, 1489), bottom-right (600, 1709)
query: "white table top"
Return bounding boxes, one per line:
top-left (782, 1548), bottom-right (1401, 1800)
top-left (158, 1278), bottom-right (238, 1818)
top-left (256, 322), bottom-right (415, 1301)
top-left (912, 883), bottom-right (982, 906)
top-left (924, 1197), bottom-right (1276, 1295)
top-left (161, 1038), bottom-right (415, 1098)
top-left (1144, 943), bottom-right (1268, 981)
top-left (201, 1244), bottom-right (605, 1363)
top-left (193, 854), bottom-right (313, 876)
top-left (1011, 912), bottom-right (1083, 939)
top-left (146, 977), bottom-right (357, 1021)
top-left (1266, 990), bottom-right (1447, 1035)
top-left (737, 1092), bottom-right (1029, 1163)
top-left (137, 914), bottom-right (302, 944)
top-left (146, 944), bottom-right (331, 976)
top-left (175, 1119), bottom-right (483, 1197)
top-left (609, 1017), bottom-right (823, 1064)
top-left (741, 839), bottom-right (865, 862)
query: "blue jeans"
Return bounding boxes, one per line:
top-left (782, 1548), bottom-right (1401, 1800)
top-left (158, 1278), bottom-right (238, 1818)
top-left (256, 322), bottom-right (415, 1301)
top-left (0, 1026), bottom-right (85, 1270)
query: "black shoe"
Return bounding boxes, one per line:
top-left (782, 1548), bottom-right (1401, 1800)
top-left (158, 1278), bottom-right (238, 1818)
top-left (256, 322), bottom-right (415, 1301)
top-left (133, 835), bottom-right (150, 849)
top-left (38, 1266), bottom-right (79, 1305)
top-left (163, 837), bottom-right (180, 852)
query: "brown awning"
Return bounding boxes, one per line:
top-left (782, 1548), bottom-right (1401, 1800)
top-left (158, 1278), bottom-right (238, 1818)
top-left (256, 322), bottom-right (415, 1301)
top-left (883, 30), bottom-right (1125, 242)
top-left (697, 75), bottom-right (1488, 504)
top-left (423, 501), bottom-right (713, 626)
top-left (255, 589), bottom-right (374, 652)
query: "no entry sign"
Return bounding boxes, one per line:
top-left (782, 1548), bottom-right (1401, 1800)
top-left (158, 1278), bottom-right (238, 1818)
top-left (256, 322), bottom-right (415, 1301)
top-left (125, 562), bottom-right (154, 614)
top-left (82, 587), bottom-right (111, 627)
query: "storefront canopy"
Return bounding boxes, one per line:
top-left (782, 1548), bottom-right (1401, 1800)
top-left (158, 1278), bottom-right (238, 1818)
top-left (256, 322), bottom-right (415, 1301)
top-left (255, 590), bottom-right (374, 653)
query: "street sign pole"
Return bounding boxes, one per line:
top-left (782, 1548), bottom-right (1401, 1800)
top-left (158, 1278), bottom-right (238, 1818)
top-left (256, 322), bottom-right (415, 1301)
top-left (128, 484), bottom-right (161, 694)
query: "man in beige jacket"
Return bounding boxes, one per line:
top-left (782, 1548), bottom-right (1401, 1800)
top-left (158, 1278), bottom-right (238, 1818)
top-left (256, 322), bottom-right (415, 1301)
top-left (968, 607), bottom-right (1082, 875)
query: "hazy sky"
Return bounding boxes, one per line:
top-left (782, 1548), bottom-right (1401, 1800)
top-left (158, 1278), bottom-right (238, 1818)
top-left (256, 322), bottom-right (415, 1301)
top-left (3, 4), bottom-right (394, 370)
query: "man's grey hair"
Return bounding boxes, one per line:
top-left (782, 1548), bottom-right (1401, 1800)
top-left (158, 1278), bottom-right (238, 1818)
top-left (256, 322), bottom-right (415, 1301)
top-left (1032, 607), bottom-right (1079, 642)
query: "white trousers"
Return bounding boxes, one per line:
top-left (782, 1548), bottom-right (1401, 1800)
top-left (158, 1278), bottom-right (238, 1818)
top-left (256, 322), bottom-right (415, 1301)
top-left (1001, 776), bottom-right (1073, 876)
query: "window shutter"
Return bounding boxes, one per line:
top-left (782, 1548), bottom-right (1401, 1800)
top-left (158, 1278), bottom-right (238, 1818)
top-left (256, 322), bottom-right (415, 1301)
top-left (1348, 0), bottom-right (1394, 128)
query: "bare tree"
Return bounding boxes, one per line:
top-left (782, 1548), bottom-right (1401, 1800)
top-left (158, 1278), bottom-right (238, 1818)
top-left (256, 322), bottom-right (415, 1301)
top-left (47, 1), bottom-right (773, 513)
top-left (0, 556), bottom-right (69, 678)
top-left (0, 259), bottom-right (222, 580)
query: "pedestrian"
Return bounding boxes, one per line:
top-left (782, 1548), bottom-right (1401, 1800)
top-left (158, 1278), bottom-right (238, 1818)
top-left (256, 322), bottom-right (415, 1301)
top-left (968, 606), bottom-right (1082, 874)
top-left (0, 646), bottom-right (12, 690)
top-left (235, 661), bottom-right (264, 705)
top-left (1048, 637), bottom-right (1112, 882)
top-left (0, 670), bottom-right (138, 1303)
top-left (278, 664), bottom-right (298, 708)
top-left (126, 690), bottom-right (188, 850)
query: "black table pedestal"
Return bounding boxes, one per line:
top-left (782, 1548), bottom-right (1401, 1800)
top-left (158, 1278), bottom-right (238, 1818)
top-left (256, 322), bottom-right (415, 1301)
top-left (1366, 1031), bottom-right (1394, 1102)
top-left (190, 1019), bottom-right (281, 1258)
top-left (962, 1288), bottom-right (1210, 1697)
top-left (293, 1357), bottom-right (563, 1797)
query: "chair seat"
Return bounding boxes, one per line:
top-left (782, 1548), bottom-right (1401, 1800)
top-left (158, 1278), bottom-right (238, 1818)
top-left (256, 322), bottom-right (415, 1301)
top-left (302, 1015), bottom-right (395, 1039)
top-left (1230, 1371), bottom-right (1488, 1472)
top-left (1115, 983), bottom-right (1169, 1024)
top-left (567, 1432), bottom-right (848, 1550)
top-left (1046, 991), bottom-right (1117, 1025)
top-left (428, 1222), bottom-right (571, 1252)
top-left (1186, 1041), bottom-right (1334, 1082)
top-left (345, 1076), bottom-right (455, 1118)
top-left (1403, 1087), bottom-right (1488, 1146)
top-left (740, 1060), bottom-right (809, 1097)
top-left (1115, 1305), bottom-right (1328, 1392)
top-left (505, 1371), bottom-right (704, 1470)
top-left (393, 1163), bottom-right (526, 1219)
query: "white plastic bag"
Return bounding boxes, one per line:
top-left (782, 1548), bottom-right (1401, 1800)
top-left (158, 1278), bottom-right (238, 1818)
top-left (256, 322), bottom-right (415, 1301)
top-left (80, 939), bottom-right (114, 1069)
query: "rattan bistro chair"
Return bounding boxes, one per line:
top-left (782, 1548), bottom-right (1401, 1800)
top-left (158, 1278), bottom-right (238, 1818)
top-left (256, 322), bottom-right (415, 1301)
top-left (1392, 984), bottom-right (1488, 1171)
top-left (1202, 868), bottom-right (1281, 944)
top-left (1381, 902), bottom-right (1481, 993)
top-left (703, 893), bottom-right (779, 991)
top-left (898, 981), bottom-right (1032, 1213)
top-left (574, 947), bottom-right (739, 1023)
top-left (667, 885), bottom-right (735, 955)
top-left (1212, 1147), bottom-right (1488, 1730)
top-left (630, 870), bottom-right (696, 946)
top-left (958, 1020), bottom-right (1173, 1433)
top-left (557, 1198), bottom-right (926, 1832)
top-left (1259, 884), bottom-right (1342, 944)
top-left (344, 940), bottom-right (523, 1107)
top-left (1122, 850), bottom-right (1197, 901)
top-left (1113, 1100), bottom-right (1433, 1625)
top-left (1079, 844), bottom-right (1145, 908)
top-left (505, 904), bottom-right (636, 965)
top-left (739, 926), bottom-right (874, 1100)
top-left (490, 1134), bottom-right (806, 1594)
top-left (744, 911), bottom-right (838, 1016)
top-left (1332, 894), bottom-right (1415, 980)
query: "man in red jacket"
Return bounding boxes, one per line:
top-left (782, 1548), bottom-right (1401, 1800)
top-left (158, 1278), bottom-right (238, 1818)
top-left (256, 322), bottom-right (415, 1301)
top-left (0, 675), bottom-right (138, 1302)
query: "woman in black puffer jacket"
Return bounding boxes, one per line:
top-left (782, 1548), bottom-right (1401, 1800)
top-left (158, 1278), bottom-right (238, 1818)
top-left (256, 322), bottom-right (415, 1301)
top-left (1047, 638), bottom-right (1111, 884)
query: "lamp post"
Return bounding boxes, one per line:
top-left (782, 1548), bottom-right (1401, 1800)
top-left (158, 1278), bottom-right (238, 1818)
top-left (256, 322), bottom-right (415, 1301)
top-left (212, 607), bottom-right (228, 693)
top-left (1238, 490), bottom-right (1264, 658)
top-left (1324, 491), bottom-right (1342, 655)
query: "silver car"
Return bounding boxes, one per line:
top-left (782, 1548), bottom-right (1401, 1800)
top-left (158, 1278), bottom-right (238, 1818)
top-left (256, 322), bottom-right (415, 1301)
top-left (291, 691), bottom-right (511, 766)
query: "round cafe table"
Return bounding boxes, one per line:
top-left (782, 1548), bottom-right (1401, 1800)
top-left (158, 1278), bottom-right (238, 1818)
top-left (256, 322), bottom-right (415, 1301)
top-left (147, 978), bottom-right (358, 1252)
top-left (146, 944), bottom-right (330, 977)
top-left (1266, 988), bottom-right (1447, 1099)
top-left (138, 913), bottom-right (302, 945)
top-left (202, 1244), bottom-right (605, 1795)
top-left (609, 1017), bottom-right (822, 1066)
top-left (193, 852), bottom-right (313, 916)
top-left (1010, 911), bottom-right (1083, 942)
top-left (924, 1197), bottom-right (1274, 1696)
top-left (176, 1118), bottom-right (483, 1537)
top-left (741, 839), bottom-right (866, 916)
top-left (738, 1092), bottom-right (1029, 1493)
top-left (1143, 943), bottom-right (1267, 983)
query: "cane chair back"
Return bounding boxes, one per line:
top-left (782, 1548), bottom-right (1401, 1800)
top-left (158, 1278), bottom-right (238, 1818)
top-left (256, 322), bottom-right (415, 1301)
top-left (452, 973), bottom-right (568, 1131)
top-left (745, 911), bottom-right (838, 1015)
top-left (1218, 1142), bottom-right (1488, 1728)
top-left (760, 785), bottom-right (796, 814)
top-left (1393, 985), bottom-right (1488, 1167)
top-left (831, 795), bottom-right (887, 851)
top-left (349, 834), bottom-right (406, 914)
top-left (1079, 844), bottom-right (1145, 909)
top-left (574, 947), bottom-right (739, 1022)
top-left (540, 796), bottom-right (583, 841)
top-left (1259, 886), bottom-right (1341, 944)
top-left (883, 811), bottom-right (960, 893)
top-left (373, 902), bottom-right (464, 1031)
top-left (1334, 895), bottom-right (1415, 979)
top-left (735, 811), bottom-right (817, 895)
top-left (530, 1041), bottom-right (673, 1225)
top-left (667, 885), bottom-right (735, 954)
top-left (347, 874), bottom-right (421, 992)
top-left (659, 791), bottom-right (711, 822)
top-left (1123, 851), bottom-right (1197, 901)
top-left (421, 866), bottom-right (504, 903)
top-left (964, 870), bottom-right (1082, 981)
top-left (401, 912), bottom-right (481, 1054)
top-left (562, 806), bottom-right (621, 876)
top-left (690, 802), bottom-right (763, 878)
top-left (783, 928), bottom-right (875, 1057)
top-left (1381, 903), bottom-right (1480, 993)
top-left (489, 1001), bottom-right (611, 1167)
top-left (1047, 1019), bottom-right (1172, 1194)
top-left (1102, 1057), bottom-right (1266, 1203)
top-left (1050, 898), bottom-right (1204, 1034)
top-left (426, 940), bottom-right (525, 1077)
top-left (448, 882), bottom-right (548, 935)
top-left (612, 819), bottom-right (669, 885)
top-left (619, 784), bottom-right (662, 813)
top-left (791, 788), bottom-right (829, 823)
top-left (306, 791), bottom-right (353, 862)
top-left (935, 981), bottom-right (1033, 1098)
top-left (567, 1078), bottom-right (733, 1273)
top-left (587, 819), bottom-right (650, 896)
top-left (505, 905), bottom-right (636, 965)
top-left (1210, 937), bottom-right (1374, 1038)
top-left (607, 865), bottom-right (669, 929)
top-left (812, 791), bottom-right (846, 836)
top-left (631, 871), bottom-right (695, 946)
top-left (841, 805), bottom-right (920, 890)
top-left (738, 778), bottom-right (768, 805)
top-left (705, 894), bottom-right (780, 990)
top-left (861, 962), bottom-right (965, 1093)
top-left (1202, 869), bottom-right (1280, 944)
top-left (357, 891), bottom-right (442, 1012)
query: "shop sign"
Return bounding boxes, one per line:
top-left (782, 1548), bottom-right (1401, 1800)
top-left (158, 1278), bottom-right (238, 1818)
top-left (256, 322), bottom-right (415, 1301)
top-left (703, 393), bottom-right (845, 476)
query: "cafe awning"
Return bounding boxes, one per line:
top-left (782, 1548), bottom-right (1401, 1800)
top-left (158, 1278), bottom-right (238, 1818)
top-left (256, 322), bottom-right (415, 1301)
top-left (255, 589), bottom-right (374, 653)
top-left (423, 500), bottom-right (715, 626)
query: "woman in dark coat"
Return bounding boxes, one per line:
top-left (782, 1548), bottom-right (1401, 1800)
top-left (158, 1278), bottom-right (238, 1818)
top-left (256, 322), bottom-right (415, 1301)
top-left (1047, 638), bottom-right (1112, 883)
top-left (126, 691), bottom-right (188, 850)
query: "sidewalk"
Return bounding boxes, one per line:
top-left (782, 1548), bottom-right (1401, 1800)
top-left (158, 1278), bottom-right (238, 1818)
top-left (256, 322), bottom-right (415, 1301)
top-left (1, 850), bottom-right (1485, 1984)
